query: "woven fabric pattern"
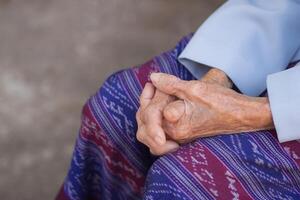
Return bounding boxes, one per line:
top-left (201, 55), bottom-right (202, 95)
top-left (56, 35), bottom-right (300, 200)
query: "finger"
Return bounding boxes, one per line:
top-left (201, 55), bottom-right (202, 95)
top-left (136, 109), bottom-right (145, 141)
top-left (151, 89), bottom-right (174, 104)
top-left (163, 100), bottom-right (185, 123)
top-left (136, 124), bottom-right (146, 143)
top-left (137, 123), bottom-right (154, 147)
top-left (142, 90), bottom-right (171, 145)
top-left (149, 140), bottom-right (180, 156)
top-left (145, 108), bottom-right (166, 145)
top-left (137, 124), bottom-right (179, 155)
top-left (150, 73), bottom-right (187, 99)
top-left (162, 120), bottom-right (189, 143)
top-left (140, 83), bottom-right (155, 108)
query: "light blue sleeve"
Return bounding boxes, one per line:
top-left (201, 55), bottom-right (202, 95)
top-left (178, 0), bottom-right (300, 96)
top-left (178, 0), bottom-right (300, 142)
top-left (267, 62), bottom-right (300, 143)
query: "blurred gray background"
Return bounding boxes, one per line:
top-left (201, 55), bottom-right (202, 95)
top-left (0, 0), bottom-right (223, 199)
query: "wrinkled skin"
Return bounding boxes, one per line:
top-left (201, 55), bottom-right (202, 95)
top-left (136, 69), bottom-right (230, 155)
top-left (136, 69), bottom-right (274, 155)
top-left (156, 75), bottom-right (274, 143)
top-left (136, 83), bottom-right (179, 155)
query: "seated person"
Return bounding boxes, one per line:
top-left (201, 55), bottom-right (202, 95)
top-left (56, 1), bottom-right (300, 199)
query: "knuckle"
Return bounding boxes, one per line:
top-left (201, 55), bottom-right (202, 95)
top-left (136, 109), bottom-right (145, 124)
top-left (136, 131), bottom-right (144, 142)
top-left (189, 82), bottom-right (206, 95)
top-left (165, 105), bottom-right (180, 119)
top-left (164, 77), bottom-right (180, 94)
top-left (145, 106), bottom-right (154, 114)
top-left (136, 110), bottom-right (141, 120)
top-left (142, 111), bottom-right (150, 123)
top-left (172, 129), bottom-right (187, 141)
top-left (146, 125), bottom-right (154, 136)
top-left (152, 92), bottom-right (169, 104)
top-left (144, 106), bottom-right (157, 121)
top-left (140, 108), bottom-right (150, 123)
top-left (136, 133), bottom-right (142, 142)
top-left (168, 76), bottom-right (179, 86)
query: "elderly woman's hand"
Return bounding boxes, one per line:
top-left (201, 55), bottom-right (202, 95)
top-left (150, 72), bottom-right (274, 144)
top-left (136, 69), bottom-right (234, 155)
top-left (136, 83), bottom-right (179, 155)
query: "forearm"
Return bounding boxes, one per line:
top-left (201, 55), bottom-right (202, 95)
top-left (204, 68), bottom-right (274, 132)
top-left (235, 95), bottom-right (274, 133)
top-left (179, 1), bottom-right (300, 96)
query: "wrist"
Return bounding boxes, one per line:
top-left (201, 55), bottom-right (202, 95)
top-left (202, 68), bottom-right (233, 88)
top-left (241, 97), bottom-right (274, 130)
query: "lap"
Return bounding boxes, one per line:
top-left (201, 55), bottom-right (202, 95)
top-left (62, 34), bottom-right (196, 199)
top-left (88, 34), bottom-right (300, 199)
top-left (63, 33), bottom-right (300, 199)
top-left (87, 34), bottom-right (195, 170)
top-left (144, 132), bottom-right (300, 199)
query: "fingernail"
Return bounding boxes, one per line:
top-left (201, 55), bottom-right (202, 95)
top-left (144, 82), bottom-right (151, 89)
top-left (170, 146), bottom-right (179, 153)
top-left (169, 143), bottom-right (180, 152)
top-left (154, 136), bottom-right (164, 145)
top-left (150, 73), bottom-right (160, 83)
top-left (168, 108), bottom-right (181, 121)
top-left (164, 101), bottom-right (185, 122)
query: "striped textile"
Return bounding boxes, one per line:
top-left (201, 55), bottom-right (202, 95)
top-left (56, 35), bottom-right (300, 200)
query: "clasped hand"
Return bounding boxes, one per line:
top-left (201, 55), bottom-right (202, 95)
top-left (136, 69), bottom-right (274, 156)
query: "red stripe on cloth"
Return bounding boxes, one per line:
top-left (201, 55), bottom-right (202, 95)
top-left (202, 144), bottom-right (253, 200)
top-left (174, 142), bottom-right (253, 199)
top-left (269, 130), bottom-right (300, 167)
top-left (80, 103), bottom-right (145, 194)
top-left (281, 140), bottom-right (300, 167)
top-left (133, 60), bottom-right (160, 87)
top-left (55, 185), bottom-right (69, 200)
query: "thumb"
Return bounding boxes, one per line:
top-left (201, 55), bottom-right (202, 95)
top-left (150, 73), bottom-right (187, 99)
top-left (163, 100), bottom-right (185, 123)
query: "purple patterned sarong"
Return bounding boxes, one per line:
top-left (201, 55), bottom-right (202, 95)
top-left (56, 35), bottom-right (300, 200)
